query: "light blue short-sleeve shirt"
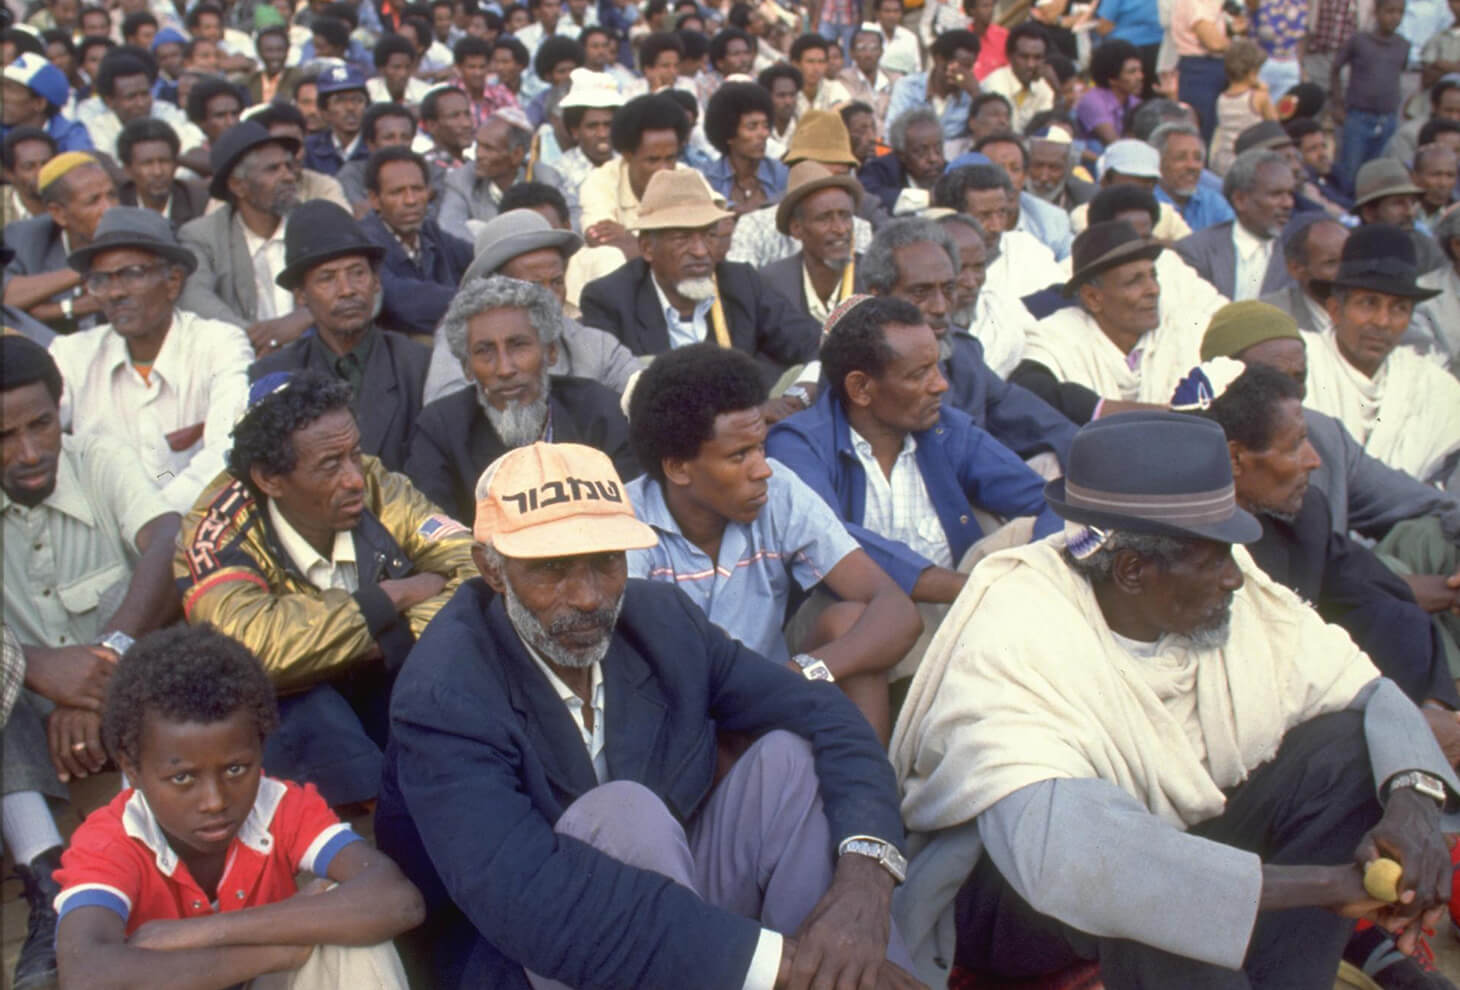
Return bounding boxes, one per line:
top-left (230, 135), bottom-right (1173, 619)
top-left (626, 460), bottom-right (860, 663)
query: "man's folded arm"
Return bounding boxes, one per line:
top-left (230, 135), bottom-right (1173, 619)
top-left (1352, 677), bottom-right (1460, 813)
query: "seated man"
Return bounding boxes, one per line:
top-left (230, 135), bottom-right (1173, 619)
top-left (767, 296), bottom-right (1060, 615)
top-left (300, 64), bottom-right (370, 177)
top-left (974, 130), bottom-right (1073, 260)
top-left (337, 103), bottom-right (448, 218)
top-left (579, 169), bottom-right (821, 391)
top-left (1174, 148), bottom-right (1296, 301)
top-left (862, 217), bottom-right (1076, 467)
top-left (935, 212), bottom-right (1032, 379)
top-left (1015, 221), bottom-right (1203, 414)
top-left (858, 108), bottom-right (946, 216)
top-left (49, 207), bottom-right (253, 514)
top-left (375, 441), bottom-right (924, 990)
top-left (439, 107), bottom-right (567, 242)
top-left (1, 337), bottom-right (181, 990)
top-left (53, 625), bottom-right (423, 990)
top-left (406, 277), bottom-right (634, 523)
top-left (1152, 120), bottom-right (1235, 233)
top-left (1301, 224), bottom-right (1460, 486)
top-left (251, 200), bottom-right (431, 473)
top-left (83, 49), bottom-right (206, 169)
top-left (625, 344), bottom-right (920, 740)
top-left (930, 162), bottom-right (1066, 302)
top-left (116, 118), bottom-right (209, 230)
top-left (175, 371), bottom-right (476, 805)
top-left (1070, 139), bottom-right (1194, 241)
top-left (890, 410), bottom-right (1459, 988)
top-left (422, 209), bottom-right (642, 403)
top-left (358, 146), bottom-right (473, 339)
top-left (761, 161), bottom-right (867, 324)
top-left (3, 152), bottom-right (119, 333)
top-left (1174, 360), bottom-right (1460, 724)
top-left (2, 127), bottom-right (55, 229)
top-left (1258, 216), bottom-right (1350, 333)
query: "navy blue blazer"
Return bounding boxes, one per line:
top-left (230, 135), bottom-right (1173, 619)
top-left (374, 578), bottom-right (902, 990)
top-left (359, 212), bottom-right (473, 337)
top-left (302, 130), bottom-right (369, 176)
top-left (856, 152), bottom-right (911, 213)
top-left (765, 388), bottom-right (1062, 592)
top-left (942, 333), bottom-right (1077, 465)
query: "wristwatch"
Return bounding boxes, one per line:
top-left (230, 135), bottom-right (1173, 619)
top-left (1386, 770), bottom-right (1449, 809)
top-left (60, 297), bottom-right (75, 320)
top-left (791, 653), bottom-right (835, 683)
top-left (94, 630), bottom-right (134, 659)
top-left (838, 835), bottom-right (907, 884)
top-left (782, 383), bottom-right (813, 408)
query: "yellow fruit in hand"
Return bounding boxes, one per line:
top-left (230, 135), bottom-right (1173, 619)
top-left (1363, 858), bottom-right (1404, 903)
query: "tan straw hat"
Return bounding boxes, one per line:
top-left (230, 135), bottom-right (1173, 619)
top-left (635, 169), bottom-right (733, 231)
top-left (783, 109), bottom-right (859, 166)
top-left (776, 160), bottom-right (863, 235)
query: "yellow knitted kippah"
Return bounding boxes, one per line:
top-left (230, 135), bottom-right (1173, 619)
top-left (1199, 300), bottom-right (1302, 362)
top-left (37, 152), bottom-right (98, 195)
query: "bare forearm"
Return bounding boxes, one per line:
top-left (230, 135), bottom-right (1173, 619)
top-left (815, 589), bottom-right (921, 678)
top-left (1259, 863), bottom-right (1357, 911)
top-left (910, 565), bottom-right (966, 604)
top-left (178, 148), bottom-right (213, 176)
top-left (4, 270), bottom-right (82, 311)
top-left (60, 943), bottom-right (305, 990)
top-left (105, 517), bottom-right (182, 637)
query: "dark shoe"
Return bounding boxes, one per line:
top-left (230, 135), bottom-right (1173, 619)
top-left (12, 845), bottom-right (62, 990)
top-left (1345, 923), bottom-right (1457, 990)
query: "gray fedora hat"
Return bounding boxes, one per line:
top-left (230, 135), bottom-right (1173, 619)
top-left (67, 205), bottom-right (197, 275)
top-left (1044, 411), bottom-right (1261, 545)
top-left (460, 209), bottom-right (583, 285)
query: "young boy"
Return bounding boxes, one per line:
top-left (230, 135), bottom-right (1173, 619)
top-left (1330, 0), bottom-right (1410, 195)
top-left (52, 626), bottom-right (424, 990)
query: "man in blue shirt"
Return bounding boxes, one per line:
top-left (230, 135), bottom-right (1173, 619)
top-left (625, 343), bottom-right (921, 740)
top-left (0, 54), bottom-right (93, 153)
top-left (302, 64), bottom-right (370, 176)
top-left (884, 30), bottom-right (980, 147)
top-left (1152, 121), bottom-right (1236, 232)
top-left (767, 296), bottom-right (1060, 611)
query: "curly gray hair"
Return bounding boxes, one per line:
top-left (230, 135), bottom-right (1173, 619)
top-left (888, 107), bottom-right (940, 154)
top-left (442, 275), bottom-right (563, 368)
top-left (861, 216), bottom-right (960, 293)
top-left (1062, 529), bottom-right (1194, 583)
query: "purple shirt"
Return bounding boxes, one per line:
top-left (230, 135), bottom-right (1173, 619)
top-left (1075, 87), bottom-right (1140, 142)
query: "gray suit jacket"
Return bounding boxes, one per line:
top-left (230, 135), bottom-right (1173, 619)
top-left (760, 252), bottom-right (867, 322)
top-left (2, 215), bottom-right (101, 330)
top-left (1258, 284), bottom-right (1322, 333)
top-left (178, 206), bottom-right (258, 327)
top-left (1173, 221), bottom-right (1292, 300)
top-left (438, 160), bottom-right (568, 243)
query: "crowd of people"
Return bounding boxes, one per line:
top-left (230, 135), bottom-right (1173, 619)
top-left (3, 0), bottom-right (1460, 985)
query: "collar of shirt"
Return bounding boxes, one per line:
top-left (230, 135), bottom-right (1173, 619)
top-left (802, 257), bottom-right (847, 324)
top-left (847, 422), bottom-right (917, 468)
top-left (311, 325), bottom-right (378, 393)
top-left (267, 497), bottom-right (358, 591)
top-left (121, 777), bottom-right (287, 877)
top-left (1231, 217), bottom-right (1272, 263)
top-left (96, 309), bottom-right (183, 386)
top-left (1302, 289), bottom-right (1333, 334)
top-left (386, 221), bottom-right (422, 263)
top-left (7, 186), bottom-right (39, 221)
top-left (332, 130), bottom-right (362, 161)
top-left (0, 438), bottom-right (93, 522)
top-left (519, 632), bottom-right (607, 781)
top-left (239, 213), bottom-right (286, 257)
top-left (650, 272), bottom-right (714, 341)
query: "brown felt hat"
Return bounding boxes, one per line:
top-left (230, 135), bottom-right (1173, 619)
top-left (783, 110), bottom-right (859, 166)
top-left (776, 161), bottom-right (863, 235)
top-left (1063, 220), bottom-right (1164, 295)
top-left (635, 169), bottom-right (733, 232)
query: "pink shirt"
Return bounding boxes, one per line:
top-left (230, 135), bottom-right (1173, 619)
top-left (1170, 0), bottom-right (1226, 57)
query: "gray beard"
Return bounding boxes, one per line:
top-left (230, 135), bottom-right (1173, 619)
top-left (937, 332), bottom-right (954, 362)
top-left (676, 277), bottom-right (717, 301)
top-left (502, 573), bottom-right (623, 669)
top-left (478, 367), bottom-right (552, 448)
top-left (1179, 607), bottom-right (1233, 651)
top-left (1030, 181), bottom-right (1063, 203)
top-left (951, 300), bottom-right (976, 329)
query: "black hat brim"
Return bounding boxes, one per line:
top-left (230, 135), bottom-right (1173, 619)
top-left (275, 243), bottom-right (387, 290)
top-left (1043, 476), bottom-right (1263, 545)
top-left (67, 236), bottom-right (197, 277)
top-left (1309, 273), bottom-right (1442, 302)
top-left (209, 133), bottom-right (303, 202)
top-left (1063, 241), bottom-right (1164, 296)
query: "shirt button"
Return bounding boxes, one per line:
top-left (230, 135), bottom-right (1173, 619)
top-left (960, 515), bottom-right (969, 524)
top-left (236, 890), bottom-right (245, 900)
top-left (192, 900), bottom-right (202, 909)
top-left (41, 589), bottom-right (51, 597)
top-left (33, 542), bottom-right (41, 550)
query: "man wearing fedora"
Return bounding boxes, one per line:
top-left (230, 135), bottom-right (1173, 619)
top-left (406, 276), bottom-right (635, 524)
top-left (1173, 148), bottom-right (1297, 302)
top-left (761, 161), bottom-right (868, 324)
top-left (1016, 220), bottom-right (1206, 413)
top-left (890, 409), bottom-right (1460, 990)
top-left (302, 64), bottom-right (371, 177)
top-left (374, 441), bottom-right (926, 990)
top-left (422, 209), bottom-right (642, 404)
top-left (726, 109), bottom-right (883, 270)
top-left (178, 120), bottom-right (313, 355)
top-left (1301, 224), bottom-right (1460, 488)
top-left (579, 169), bottom-right (821, 395)
top-left (250, 200), bottom-right (431, 474)
top-left (47, 206), bottom-right (254, 515)
top-left (1351, 158), bottom-right (1449, 276)
top-left (359, 146), bottom-right (474, 339)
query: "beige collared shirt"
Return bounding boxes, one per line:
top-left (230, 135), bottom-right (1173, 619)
top-left (523, 643), bottom-right (607, 783)
top-left (801, 259), bottom-right (849, 325)
top-left (239, 215), bottom-right (294, 321)
top-left (267, 499), bottom-right (358, 592)
top-left (1230, 220), bottom-right (1273, 302)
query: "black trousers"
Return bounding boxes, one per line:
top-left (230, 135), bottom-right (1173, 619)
top-left (953, 710), bottom-right (1382, 989)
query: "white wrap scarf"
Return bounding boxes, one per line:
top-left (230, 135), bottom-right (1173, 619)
top-left (888, 534), bottom-right (1379, 981)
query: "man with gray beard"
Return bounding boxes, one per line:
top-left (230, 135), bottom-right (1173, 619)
top-left (179, 121), bottom-right (316, 355)
top-left (761, 161), bottom-right (868, 324)
top-left (405, 276), bottom-right (635, 524)
top-left (374, 442), bottom-right (923, 990)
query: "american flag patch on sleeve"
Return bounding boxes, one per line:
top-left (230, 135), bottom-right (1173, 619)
top-left (418, 514), bottom-right (469, 542)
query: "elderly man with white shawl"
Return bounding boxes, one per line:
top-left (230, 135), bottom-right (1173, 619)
top-left (889, 410), bottom-right (1460, 989)
top-left (1301, 223), bottom-right (1460, 488)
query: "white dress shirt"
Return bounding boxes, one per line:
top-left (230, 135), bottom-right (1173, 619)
top-left (239, 215), bottom-right (294, 321)
top-left (49, 309), bottom-right (254, 514)
top-left (866, 21), bottom-right (922, 76)
top-left (1230, 221), bottom-right (1275, 302)
top-left (651, 274), bottom-right (714, 349)
top-left (268, 498), bottom-right (359, 592)
top-left (848, 426), bottom-right (952, 568)
top-left (979, 66), bottom-right (1055, 133)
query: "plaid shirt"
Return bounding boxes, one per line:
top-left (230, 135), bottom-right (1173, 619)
top-left (1, 624), bottom-right (22, 728)
top-left (451, 75), bottom-right (521, 128)
top-left (725, 203), bottom-right (873, 267)
top-left (1308, 0), bottom-right (1357, 55)
top-left (818, 0), bottom-right (858, 28)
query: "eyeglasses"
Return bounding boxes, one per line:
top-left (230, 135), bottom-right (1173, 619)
top-left (84, 261), bottom-right (166, 294)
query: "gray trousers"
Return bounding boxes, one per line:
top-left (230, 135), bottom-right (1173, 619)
top-left (2, 690), bottom-right (66, 802)
top-left (528, 730), bottom-right (914, 989)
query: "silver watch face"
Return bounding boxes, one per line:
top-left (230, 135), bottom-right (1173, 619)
top-left (805, 663), bottom-right (834, 682)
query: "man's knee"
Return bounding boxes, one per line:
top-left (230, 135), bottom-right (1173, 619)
top-left (554, 780), bottom-right (692, 879)
top-left (742, 730), bottom-right (816, 782)
top-left (1273, 710), bottom-right (1374, 804)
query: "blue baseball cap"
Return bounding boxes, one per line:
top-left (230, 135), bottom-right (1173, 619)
top-left (3, 52), bottom-right (70, 111)
top-left (151, 26), bottom-right (187, 49)
top-left (316, 62), bottom-right (367, 97)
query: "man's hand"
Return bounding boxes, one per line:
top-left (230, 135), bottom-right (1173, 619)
top-left (778, 853), bottom-right (920, 990)
top-left (1404, 572), bottom-right (1460, 615)
top-left (47, 706), bottom-right (106, 782)
top-left (1354, 788), bottom-right (1452, 955)
top-left (25, 644), bottom-right (116, 710)
top-left (380, 572), bottom-right (448, 613)
top-left (762, 395), bottom-right (808, 424)
top-left (245, 314), bottom-right (308, 355)
top-left (585, 220), bottom-right (635, 254)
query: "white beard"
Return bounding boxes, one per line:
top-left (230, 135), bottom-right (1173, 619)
top-left (502, 574), bottom-right (623, 669)
top-left (676, 277), bottom-right (717, 301)
top-left (478, 367), bottom-right (552, 448)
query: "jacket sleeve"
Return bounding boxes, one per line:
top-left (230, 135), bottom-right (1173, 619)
top-left (1343, 427), bottom-right (1460, 541)
top-left (178, 219), bottom-right (249, 327)
top-left (951, 420), bottom-right (1063, 539)
top-left (1008, 359), bottom-right (1101, 427)
top-left (377, 255), bottom-right (458, 337)
top-left (401, 411), bottom-right (467, 524)
top-left (577, 280), bottom-right (624, 343)
top-left (374, 466), bottom-right (479, 638)
top-left (766, 420), bottom-right (935, 593)
top-left (980, 358), bottom-right (1078, 464)
top-left (437, 172), bottom-right (474, 243)
top-left (753, 276), bottom-right (822, 367)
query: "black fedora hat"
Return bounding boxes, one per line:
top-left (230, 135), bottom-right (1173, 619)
top-left (66, 205), bottom-right (197, 275)
top-left (1309, 223), bottom-right (1441, 302)
top-left (1044, 411), bottom-right (1261, 544)
top-left (209, 120), bottom-right (301, 201)
top-left (275, 200), bottom-right (385, 290)
top-left (1063, 220), bottom-right (1164, 296)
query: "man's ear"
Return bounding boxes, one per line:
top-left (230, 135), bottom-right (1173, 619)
top-left (1109, 547), bottom-right (1150, 598)
top-left (1077, 281), bottom-right (1101, 317)
top-left (544, 340), bottom-right (559, 368)
top-left (1228, 438), bottom-right (1246, 480)
top-left (473, 543), bottom-right (507, 592)
top-left (250, 463), bottom-right (287, 500)
top-left (843, 370), bottom-right (874, 409)
top-left (367, 189), bottom-right (382, 216)
top-left (637, 232), bottom-right (653, 262)
top-left (662, 454), bottom-right (692, 487)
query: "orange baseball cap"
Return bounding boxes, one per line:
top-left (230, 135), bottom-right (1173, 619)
top-left (473, 443), bottom-right (658, 558)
